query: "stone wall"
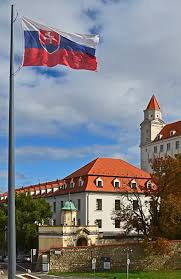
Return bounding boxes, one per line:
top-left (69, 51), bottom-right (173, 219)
top-left (49, 241), bottom-right (181, 272)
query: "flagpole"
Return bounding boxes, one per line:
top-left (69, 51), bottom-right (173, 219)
top-left (8, 4), bottom-right (16, 279)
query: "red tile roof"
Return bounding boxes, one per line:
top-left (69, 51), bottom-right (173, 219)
top-left (146, 95), bottom-right (160, 110)
top-left (154, 121), bottom-right (181, 141)
top-left (65, 157), bottom-right (150, 179)
top-left (0, 179), bottom-right (63, 201)
top-left (0, 158), bottom-right (155, 200)
top-left (47, 157), bottom-right (154, 196)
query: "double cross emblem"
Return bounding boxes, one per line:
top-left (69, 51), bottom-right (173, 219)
top-left (39, 30), bottom-right (60, 54)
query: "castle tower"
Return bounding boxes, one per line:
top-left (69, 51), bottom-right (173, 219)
top-left (140, 95), bottom-right (165, 171)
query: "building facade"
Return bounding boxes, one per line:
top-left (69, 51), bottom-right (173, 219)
top-left (39, 200), bottom-right (99, 252)
top-left (140, 95), bottom-right (181, 172)
top-left (0, 157), bottom-right (153, 236)
top-left (46, 157), bottom-right (153, 235)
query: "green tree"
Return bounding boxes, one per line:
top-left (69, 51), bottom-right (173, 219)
top-left (0, 193), bottom-right (52, 254)
top-left (0, 203), bottom-right (8, 254)
top-left (113, 155), bottom-right (181, 240)
top-left (152, 155), bottom-right (181, 239)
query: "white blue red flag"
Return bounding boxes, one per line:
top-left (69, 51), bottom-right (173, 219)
top-left (22, 17), bottom-right (99, 71)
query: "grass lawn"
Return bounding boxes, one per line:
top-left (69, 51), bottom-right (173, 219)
top-left (49, 270), bottom-right (181, 278)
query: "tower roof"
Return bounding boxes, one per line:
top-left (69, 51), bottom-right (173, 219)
top-left (146, 95), bottom-right (160, 110)
top-left (62, 200), bottom-right (77, 211)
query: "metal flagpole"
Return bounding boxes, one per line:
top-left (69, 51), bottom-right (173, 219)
top-left (8, 4), bottom-right (16, 278)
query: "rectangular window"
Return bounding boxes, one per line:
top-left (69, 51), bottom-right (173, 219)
top-left (78, 199), bottom-right (81, 211)
top-left (160, 145), bottom-right (164, 153)
top-left (167, 143), bottom-right (171, 151)
top-left (96, 219), bottom-right (102, 228)
top-left (97, 180), bottom-right (103, 187)
top-left (114, 181), bottom-right (120, 188)
top-left (115, 200), bottom-right (120, 210)
top-left (131, 182), bottom-right (137, 189)
top-left (133, 200), bottom-right (139, 211)
top-left (176, 141), bottom-right (179, 150)
top-left (61, 201), bottom-right (64, 209)
top-left (78, 219), bottom-right (81, 225)
top-left (96, 199), bottom-right (102, 210)
top-left (115, 219), bottom-right (120, 228)
top-left (70, 182), bottom-right (74, 188)
top-left (53, 201), bottom-right (56, 213)
top-left (154, 146), bottom-right (157, 153)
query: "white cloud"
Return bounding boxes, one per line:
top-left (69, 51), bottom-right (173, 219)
top-left (15, 144), bottom-right (126, 161)
top-left (0, 0), bottom-right (180, 184)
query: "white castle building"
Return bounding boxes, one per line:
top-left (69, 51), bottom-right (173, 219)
top-left (140, 95), bottom-right (181, 172)
top-left (0, 157), bottom-right (153, 236)
top-left (45, 157), bottom-right (152, 235)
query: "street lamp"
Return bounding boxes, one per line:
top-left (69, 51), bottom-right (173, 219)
top-left (123, 248), bottom-right (133, 279)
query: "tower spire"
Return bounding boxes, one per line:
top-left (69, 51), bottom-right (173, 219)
top-left (146, 95), bottom-right (160, 110)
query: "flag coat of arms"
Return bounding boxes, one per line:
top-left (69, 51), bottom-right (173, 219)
top-left (22, 17), bottom-right (99, 71)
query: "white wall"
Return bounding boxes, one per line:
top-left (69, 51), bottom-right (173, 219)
top-left (141, 136), bottom-right (181, 172)
top-left (87, 192), bottom-right (150, 233)
top-left (46, 191), bottom-right (150, 234)
top-left (47, 192), bottom-right (87, 226)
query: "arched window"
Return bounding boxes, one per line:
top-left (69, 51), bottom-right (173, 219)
top-left (96, 177), bottom-right (103, 188)
top-left (146, 180), bottom-right (152, 190)
top-left (113, 178), bottom-right (120, 188)
top-left (63, 181), bottom-right (67, 190)
top-left (78, 177), bottom-right (84, 187)
top-left (69, 178), bottom-right (75, 188)
top-left (170, 130), bottom-right (176, 136)
top-left (130, 179), bottom-right (137, 189)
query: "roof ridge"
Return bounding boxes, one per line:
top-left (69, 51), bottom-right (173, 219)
top-left (87, 157), bottom-right (99, 174)
top-left (64, 157), bottom-right (99, 179)
top-left (165, 120), bottom-right (181, 126)
top-left (118, 158), bottom-right (150, 177)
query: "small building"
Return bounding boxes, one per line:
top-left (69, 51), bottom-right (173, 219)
top-left (38, 200), bottom-right (99, 252)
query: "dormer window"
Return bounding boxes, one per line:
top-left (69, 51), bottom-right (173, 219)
top-left (69, 178), bottom-right (75, 188)
top-left (146, 180), bottom-right (152, 190)
top-left (130, 179), bottom-right (137, 189)
top-left (96, 177), bottom-right (103, 188)
top-left (63, 181), bottom-right (67, 190)
top-left (170, 130), bottom-right (176, 136)
top-left (78, 177), bottom-right (84, 187)
top-left (156, 134), bottom-right (162, 140)
top-left (113, 178), bottom-right (120, 188)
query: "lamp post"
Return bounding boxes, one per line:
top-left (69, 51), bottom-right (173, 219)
top-left (123, 248), bottom-right (133, 279)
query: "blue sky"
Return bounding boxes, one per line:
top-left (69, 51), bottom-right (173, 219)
top-left (0, 0), bottom-right (181, 192)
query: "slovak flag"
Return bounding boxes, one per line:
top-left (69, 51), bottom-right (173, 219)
top-left (22, 17), bottom-right (99, 71)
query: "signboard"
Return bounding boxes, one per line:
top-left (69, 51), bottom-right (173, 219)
top-left (101, 257), bottom-right (111, 270)
top-left (104, 261), bottom-right (111, 270)
top-left (31, 248), bottom-right (37, 263)
top-left (42, 254), bottom-right (49, 272)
